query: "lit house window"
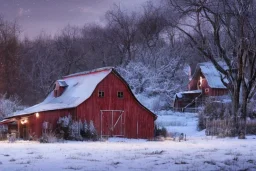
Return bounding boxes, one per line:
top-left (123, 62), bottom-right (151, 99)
top-left (197, 76), bottom-right (203, 89)
top-left (199, 76), bottom-right (203, 85)
top-left (117, 91), bottom-right (124, 98)
top-left (98, 91), bottom-right (104, 98)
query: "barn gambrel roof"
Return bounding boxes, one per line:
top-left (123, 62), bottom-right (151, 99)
top-left (8, 67), bottom-right (112, 118)
top-left (192, 62), bottom-right (228, 89)
top-left (6, 67), bottom-right (156, 120)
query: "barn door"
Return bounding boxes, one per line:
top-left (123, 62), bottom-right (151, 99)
top-left (21, 124), bottom-right (28, 140)
top-left (100, 110), bottom-right (125, 138)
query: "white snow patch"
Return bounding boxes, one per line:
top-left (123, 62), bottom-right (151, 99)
top-left (156, 111), bottom-right (200, 137)
top-left (1, 111), bottom-right (256, 171)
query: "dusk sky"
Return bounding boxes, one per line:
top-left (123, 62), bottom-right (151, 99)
top-left (0, 0), bottom-right (148, 38)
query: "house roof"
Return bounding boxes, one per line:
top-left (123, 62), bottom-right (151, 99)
top-left (191, 62), bottom-right (228, 89)
top-left (7, 67), bottom-right (157, 120)
top-left (0, 118), bottom-right (18, 125)
top-left (175, 90), bottom-right (202, 98)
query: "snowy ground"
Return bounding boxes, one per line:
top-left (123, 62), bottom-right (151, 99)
top-left (0, 112), bottom-right (256, 171)
top-left (155, 111), bottom-right (201, 137)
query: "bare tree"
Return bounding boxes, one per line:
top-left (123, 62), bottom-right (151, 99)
top-left (0, 17), bottom-right (21, 96)
top-left (19, 33), bottom-right (62, 104)
top-left (138, 2), bottom-right (167, 49)
top-left (166, 0), bottom-right (256, 137)
top-left (55, 25), bottom-right (87, 75)
top-left (105, 4), bottom-right (140, 65)
top-left (0, 94), bottom-right (22, 119)
top-left (80, 25), bottom-right (119, 68)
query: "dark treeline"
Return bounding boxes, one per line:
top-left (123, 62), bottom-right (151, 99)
top-left (0, 2), bottom-right (203, 105)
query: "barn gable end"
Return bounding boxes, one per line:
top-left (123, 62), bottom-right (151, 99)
top-left (76, 71), bottom-right (156, 139)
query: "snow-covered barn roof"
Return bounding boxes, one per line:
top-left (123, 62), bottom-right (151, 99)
top-left (9, 67), bottom-right (113, 118)
top-left (8, 67), bottom-right (156, 119)
top-left (192, 62), bottom-right (228, 89)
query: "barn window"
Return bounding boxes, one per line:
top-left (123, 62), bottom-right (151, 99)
top-left (98, 91), bottom-right (104, 98)
top-left (205, 88), bottom-right (209, 93)
top-left (117, 91), bottom-right (124, 98)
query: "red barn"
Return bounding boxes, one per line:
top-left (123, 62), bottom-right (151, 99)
top-left (1, 67), bottom-right (157, 139)
top-left (174, 62), bottom-right (229, 111)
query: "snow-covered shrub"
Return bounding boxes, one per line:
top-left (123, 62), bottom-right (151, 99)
top-left (154, 125), bottom-right (168, 138)
top-left (40, 131), bottom-right (57, 143)
top-left (116, 61), bottom-right (188, 111)
top-left (83, 120), bottom-right (89, 133)
top-left (56, 116), bottom-right (98, 141)
top-left (68, 120), bottom-right (83, 141)
top-left (56, 115), bottom-right (72, 140)
top-left (7, 133), bottom-right (16, 143)
top-left (80, 120), bottom-right (90, 139)
top-left (88, 120), bottom-right (98, 141)
top-left (57, 115), bottom-right (72, 127)
top-left (79, 120), bottom-right (98, 140)
top-left (0, 94), bottom-right (23, 120)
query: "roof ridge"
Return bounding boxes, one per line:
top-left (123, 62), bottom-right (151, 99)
top-left (63, 66), bottom-right (114, 79)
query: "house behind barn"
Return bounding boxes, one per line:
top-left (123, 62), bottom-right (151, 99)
top-left (174, 62), bottom-right (229, 111)
top-left (0, 67), bottom-right (157, 140)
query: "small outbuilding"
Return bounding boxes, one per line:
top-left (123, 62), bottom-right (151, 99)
top-left (188, 62), bottom-right (229, 96)
top-left (1, 67), bottom-right (157, 139)
top-left (174, 62), bottom-right (229, 111)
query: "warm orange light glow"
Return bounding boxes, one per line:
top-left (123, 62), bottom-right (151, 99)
top-left (199, 76), bottom-right (203, 85)
top-left (21, 119), bottom-right (28, 125)
top-left (36, 113), bottom-right (39, 118)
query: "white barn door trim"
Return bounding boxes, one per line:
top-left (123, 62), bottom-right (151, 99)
top-left (100, 110), bottom-right (125, 139)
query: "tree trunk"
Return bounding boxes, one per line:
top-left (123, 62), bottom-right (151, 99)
top-left (239, 82), bottom-right (248, 139)
top-left (232, 84), bottom-right (240, 130)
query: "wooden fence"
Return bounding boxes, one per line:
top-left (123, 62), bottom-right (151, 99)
top-left (205, 119), bottom-right (256, 136)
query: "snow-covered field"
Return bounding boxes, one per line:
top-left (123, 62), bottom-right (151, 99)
top-left (0, 112), bottom-right (256, 171)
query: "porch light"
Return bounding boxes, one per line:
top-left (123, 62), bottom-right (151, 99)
top-left (36, 113), bottom-right (39, 118)
top-left (21, 119), bottom-right (28, 125)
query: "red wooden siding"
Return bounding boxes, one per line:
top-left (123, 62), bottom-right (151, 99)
top-left (18, 109), bottom-right (74, 139)
top-left (173, 93), bottom-right (201, 110)
top-left (188, 72), bottom-right (228, 96)
top-left (76, 72), bottom-right (155, 139)
top-left (14, 71), bottom-right (155, 140)
top-left (188, 79), bottom-right (198, 90)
